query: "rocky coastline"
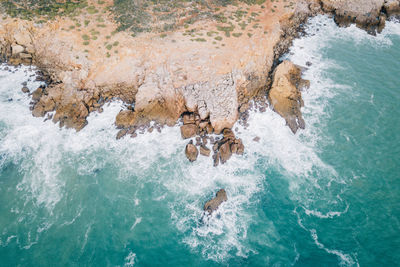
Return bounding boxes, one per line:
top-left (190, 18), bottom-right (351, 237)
top-left (0, 0), bottom-right (399, 165)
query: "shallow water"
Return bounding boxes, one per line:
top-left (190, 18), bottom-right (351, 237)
top-left (0, 16), bottom-right (399, 266)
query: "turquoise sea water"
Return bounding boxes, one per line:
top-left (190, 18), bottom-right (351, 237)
top-left (0, 16), bottom-right (399, 266)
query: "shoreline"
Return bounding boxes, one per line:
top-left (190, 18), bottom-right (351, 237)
top-left (0, 0), bottom-right (399, 164)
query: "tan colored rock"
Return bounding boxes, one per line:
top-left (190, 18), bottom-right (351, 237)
top-left (219, 141), bottom-right (232, 164)
top-left (32, 96), bottom-right (55, 117)
top-left (236, 139), bottom-right (245, 155)
top-left (200, 145), bottom-right (211, 157)
top-left (183, 113), bottom-right (195, 124)
top-left (13, 31), bottom-right (31, 47)
top-left (115, 110), bottom-right (136, 129)
top-left (222, 128), bottom-right (235, 140)
top-left (268, 60), bottom-right (307, 134)
top-left (384, 0), bottom-right (400, 16)
top-left (203, 189), bottom-right (227, 214)
top-left (53, 101), bottom-right (89, 131)
top-left (31, 86), bottom-right (44, 102)
top-left (180, 124), bottom-right (197, 139)
top-left (185, 141), bottom-right (198, 162)
top-left (11, 44), bottom-right (24, 55)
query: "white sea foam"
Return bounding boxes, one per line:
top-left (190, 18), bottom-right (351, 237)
top-left (124, 251), bottom-right (137, 267)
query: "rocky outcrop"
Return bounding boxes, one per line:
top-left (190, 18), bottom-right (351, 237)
top-left (268, 60), bottom-right (309, 134)
top-left (320, 0), bottom-right (387, 33)
top-left (115, 110), bottom-right (136, 129)
top-left (185, 141), bottom-right (198, 162)
top-left (384, 0), bottom-right (400, 16)
top-left (203, 189), bottom-right (228, 214)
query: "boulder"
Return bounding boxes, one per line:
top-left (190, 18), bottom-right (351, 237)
top-left (200, 145), bottom-right (211, 157)
top-left (115, 110), bottom-right (136, 129)
top-left (21, 86), bottom-right (29, 93)
top-left (203, 189), bottom-right (228, 214)
top-left (180, 124), bottom-right (197, 139)
top-left (185, 141), bottom-right (198, 162)
top-left (219, 141), bottom-right (232, 164)
top-left (268, 61), bottom-right (307, 134)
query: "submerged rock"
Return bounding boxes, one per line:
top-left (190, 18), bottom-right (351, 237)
top-left (203, 189), bottom-right (228, 214)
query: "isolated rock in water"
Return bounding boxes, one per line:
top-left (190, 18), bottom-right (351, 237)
top-left (268, 60), bottom-right (308, 134)
top-left (21, 86), bottom-right (29, 93)
top-left (203, 189), bottom-right (228, 214)
top-left (180, 124), bottom-right (197, 139)
top-left (115, 110), bottom-right (136, 129)
top-left (185, 141), bottom-right (198, 162)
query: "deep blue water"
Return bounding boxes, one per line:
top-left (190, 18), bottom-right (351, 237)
top-left (0, 16), bottom-right (399, 266)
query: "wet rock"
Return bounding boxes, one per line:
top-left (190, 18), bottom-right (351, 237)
top-left (185, 140), bottom-right (198, 162)
top-left (253, 136), bottom-right (260, 142)
top-left (213, 152), bottom-right (220, 167)
top-left (203, 189), bottom-right (228, 214)
top-left (222, 128), bottom-right (235, 140)
top-left (32, 96), bottom-right (55, 117)
top-left (21, 86), bottom-right (29, 93)
top-left (236, 139), bottom-right (245, 155)
top-left (116, 129), bottom-right (128, 140)
top-left (219, 141), bottom-right (232, 164)
top-left (31, 86), bottom-right (44, 102)
top-left (200, 145), bottom-right (211, 157)
top-left (180, 124), bottom-right (197, 139)
top-left (115, 110), bottom-right (136, 129)
top-left (53, 101), bottom-right (89, 131)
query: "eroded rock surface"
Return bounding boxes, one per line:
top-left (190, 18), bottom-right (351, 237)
top-left (268, 60), bottom-right (309, 134)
